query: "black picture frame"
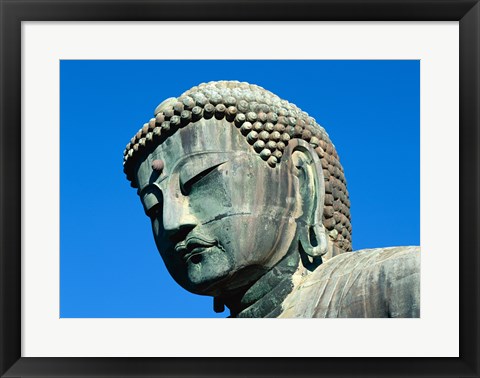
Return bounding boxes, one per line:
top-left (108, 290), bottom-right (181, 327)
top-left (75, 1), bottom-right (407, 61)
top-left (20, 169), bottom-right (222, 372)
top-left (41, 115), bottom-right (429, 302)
top-left (1, 1), bottom-right (478, 377)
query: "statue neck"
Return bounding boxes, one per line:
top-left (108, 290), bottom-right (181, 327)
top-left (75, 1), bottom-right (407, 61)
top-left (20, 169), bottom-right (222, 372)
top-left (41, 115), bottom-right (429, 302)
top-left (215, 237), bottom-right (344, 317)
top-left (221, 245), bottom-right (307, 318)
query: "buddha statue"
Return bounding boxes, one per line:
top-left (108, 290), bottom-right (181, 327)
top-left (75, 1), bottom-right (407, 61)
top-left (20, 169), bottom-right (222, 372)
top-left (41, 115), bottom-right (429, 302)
top-left (123, 81), bottom-right (420, 318)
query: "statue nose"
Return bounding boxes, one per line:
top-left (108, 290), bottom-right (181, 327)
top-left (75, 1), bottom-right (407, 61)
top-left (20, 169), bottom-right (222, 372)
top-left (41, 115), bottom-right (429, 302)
top-left (162, 196), bottom-right (198, 238)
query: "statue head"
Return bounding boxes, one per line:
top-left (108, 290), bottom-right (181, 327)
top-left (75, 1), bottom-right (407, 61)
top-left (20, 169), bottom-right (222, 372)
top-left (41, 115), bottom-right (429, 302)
top-left (123, 81), bottom-right (351, 298)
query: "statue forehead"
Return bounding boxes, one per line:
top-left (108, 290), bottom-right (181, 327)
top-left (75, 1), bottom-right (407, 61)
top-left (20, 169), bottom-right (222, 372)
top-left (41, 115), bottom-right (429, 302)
top-left (134, 119), bottom-right (255, 189)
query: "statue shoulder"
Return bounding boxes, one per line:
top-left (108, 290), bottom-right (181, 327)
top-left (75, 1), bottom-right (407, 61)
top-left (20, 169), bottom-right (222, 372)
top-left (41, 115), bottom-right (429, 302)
top-left (278, 246), bottom-right (420, 318)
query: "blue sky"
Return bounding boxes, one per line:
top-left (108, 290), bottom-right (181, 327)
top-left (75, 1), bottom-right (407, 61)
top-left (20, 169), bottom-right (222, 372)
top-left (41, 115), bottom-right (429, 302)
top-left (60, 60), bottom-right (420, 318)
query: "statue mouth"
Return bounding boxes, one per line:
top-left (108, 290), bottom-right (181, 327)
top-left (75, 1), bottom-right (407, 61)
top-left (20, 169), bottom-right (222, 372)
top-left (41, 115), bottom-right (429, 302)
top-left (183, 247), bottom-right (212, 264)
top-left (174, 234), bottom-right (217, 264)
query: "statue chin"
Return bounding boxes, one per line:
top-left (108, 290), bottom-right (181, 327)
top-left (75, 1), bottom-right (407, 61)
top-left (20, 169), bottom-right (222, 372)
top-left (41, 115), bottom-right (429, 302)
top-left (171, 245), bottom-right (234, 296)
top-left (176, 247), bottom-right (271, 297)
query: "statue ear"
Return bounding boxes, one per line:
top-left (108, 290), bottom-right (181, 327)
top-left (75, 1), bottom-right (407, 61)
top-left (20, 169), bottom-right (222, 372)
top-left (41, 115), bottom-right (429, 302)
top-left (283, 140), bottom-right (329, 260)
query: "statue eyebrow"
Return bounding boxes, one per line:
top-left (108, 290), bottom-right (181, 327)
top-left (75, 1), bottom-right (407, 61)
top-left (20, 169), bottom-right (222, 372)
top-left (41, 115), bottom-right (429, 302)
top-left (137, 176), bottom-right (166, 198)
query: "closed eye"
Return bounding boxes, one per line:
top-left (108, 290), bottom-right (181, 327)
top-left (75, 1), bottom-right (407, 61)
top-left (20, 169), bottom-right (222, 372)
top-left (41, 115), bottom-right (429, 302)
top-left (146, 202), bottom-right (162, 219)
top-left (181, 162), bottom-right (225, 195)
top-left (140, 185), bottom-right (163, 219)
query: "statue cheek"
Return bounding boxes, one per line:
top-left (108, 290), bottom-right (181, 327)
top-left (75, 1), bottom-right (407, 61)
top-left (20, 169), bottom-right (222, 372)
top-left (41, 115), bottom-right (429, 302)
top-left (213, 215), bottom-right (291, 269)
top-left (186, 172), bottom-right (232, 222)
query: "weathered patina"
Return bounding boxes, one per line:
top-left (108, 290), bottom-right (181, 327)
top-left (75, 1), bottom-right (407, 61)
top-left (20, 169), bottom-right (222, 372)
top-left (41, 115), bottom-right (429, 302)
top-left (124, 80), bottom-right (420, 318)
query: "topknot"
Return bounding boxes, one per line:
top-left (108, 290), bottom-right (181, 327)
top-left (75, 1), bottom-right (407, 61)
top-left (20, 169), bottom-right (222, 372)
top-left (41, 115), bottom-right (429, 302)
top-left (123, 80), bottom-right (352, 251)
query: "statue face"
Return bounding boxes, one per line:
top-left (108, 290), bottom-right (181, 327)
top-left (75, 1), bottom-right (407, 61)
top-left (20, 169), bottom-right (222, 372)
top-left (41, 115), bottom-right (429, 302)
top-left (134, 119), bottom-right (301, 296)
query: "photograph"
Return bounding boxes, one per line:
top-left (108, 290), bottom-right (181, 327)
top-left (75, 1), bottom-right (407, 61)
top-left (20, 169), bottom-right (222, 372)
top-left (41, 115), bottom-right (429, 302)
top-left (60, 60), bottom-right (420, 318)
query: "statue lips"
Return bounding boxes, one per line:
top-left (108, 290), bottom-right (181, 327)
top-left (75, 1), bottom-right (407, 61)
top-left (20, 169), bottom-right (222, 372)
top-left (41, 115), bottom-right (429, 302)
top-left (174, 234), bottom-right (217, 264)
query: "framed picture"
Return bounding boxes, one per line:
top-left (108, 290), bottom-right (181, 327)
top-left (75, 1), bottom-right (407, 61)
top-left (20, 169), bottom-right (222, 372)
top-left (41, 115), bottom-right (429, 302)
top-left (1, 1), bottom-right (478, 377)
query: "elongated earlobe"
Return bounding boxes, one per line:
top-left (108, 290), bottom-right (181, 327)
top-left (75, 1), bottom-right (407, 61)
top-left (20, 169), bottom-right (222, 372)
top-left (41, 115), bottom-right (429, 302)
top-left (299, 223), bottom-right (329, 258)
top-left (286, 140), bottom-right (329, 260)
